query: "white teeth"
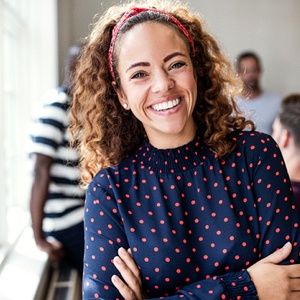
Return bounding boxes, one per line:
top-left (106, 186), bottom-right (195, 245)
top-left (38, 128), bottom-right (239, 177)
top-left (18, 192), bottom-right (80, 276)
top-left (152, 98), bottom-right (180, 111)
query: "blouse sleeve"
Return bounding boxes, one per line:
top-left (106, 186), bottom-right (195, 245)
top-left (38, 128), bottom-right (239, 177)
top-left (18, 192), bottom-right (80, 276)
top-left (83, 183), bottom-right (257, 299)
top-left (246, 134), bottom-right (300, 262)
top-left (83, 182), bottom-right (129, 300)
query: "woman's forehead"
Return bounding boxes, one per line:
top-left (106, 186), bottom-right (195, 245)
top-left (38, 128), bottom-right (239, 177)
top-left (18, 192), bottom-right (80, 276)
top-left (117, 22), bottom-right (188, 53)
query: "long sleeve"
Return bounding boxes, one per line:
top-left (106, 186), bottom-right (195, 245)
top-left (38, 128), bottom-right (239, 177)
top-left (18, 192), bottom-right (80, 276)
top-left (245, 134), bottom-right (299, 261)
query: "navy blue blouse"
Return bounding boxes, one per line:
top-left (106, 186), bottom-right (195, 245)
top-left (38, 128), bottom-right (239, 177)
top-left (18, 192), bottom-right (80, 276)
top-left (83, 131), bottom-right (300, 299)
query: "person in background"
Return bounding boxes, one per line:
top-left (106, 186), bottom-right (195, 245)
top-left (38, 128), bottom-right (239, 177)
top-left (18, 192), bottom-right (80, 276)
top-left (29, 44), bottom-right (85, 274)
top-left (70, 1), bottom-right (300, 299)
top-left (235, 51), bottom-right (281, 135)
top-left (272, 93), bottom-right (300, 215)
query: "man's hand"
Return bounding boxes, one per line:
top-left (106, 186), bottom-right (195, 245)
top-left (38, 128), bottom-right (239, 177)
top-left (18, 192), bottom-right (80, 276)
top-left (36, 236), bottom-right (64, 263)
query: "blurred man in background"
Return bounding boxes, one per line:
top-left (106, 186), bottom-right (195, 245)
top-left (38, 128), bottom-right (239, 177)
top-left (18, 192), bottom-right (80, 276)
top-left (29, 44), bottom-right (84, 274)
top-left (236, 51), bottom-right (281, 135)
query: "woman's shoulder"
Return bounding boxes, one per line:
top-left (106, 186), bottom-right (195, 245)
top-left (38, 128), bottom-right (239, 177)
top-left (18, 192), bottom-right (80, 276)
top-left (88, 151), bottom-right (139, 190)
top-left (230, 130), bottom-right (279, 154)
top-left (231, 130), bottom-right (274, 144)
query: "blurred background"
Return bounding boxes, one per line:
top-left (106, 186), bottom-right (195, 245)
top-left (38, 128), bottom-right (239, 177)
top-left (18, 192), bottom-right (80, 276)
top-left (0, 0), bottom-right (299, 298)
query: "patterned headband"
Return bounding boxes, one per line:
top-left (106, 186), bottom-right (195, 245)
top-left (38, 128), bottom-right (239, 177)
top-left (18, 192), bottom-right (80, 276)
top-left (108, 7), bottom-right (196, 81)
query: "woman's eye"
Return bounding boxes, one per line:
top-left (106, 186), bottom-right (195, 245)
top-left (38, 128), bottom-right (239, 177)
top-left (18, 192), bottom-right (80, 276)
top-left (171, 62), bottom-right (186, 69)
top-left (131, 72), bottom-right (146, 79)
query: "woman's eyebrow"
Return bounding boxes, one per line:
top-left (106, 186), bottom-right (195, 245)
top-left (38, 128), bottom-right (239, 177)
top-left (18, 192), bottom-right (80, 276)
top-left (126, 62), bottom-right (150, 73)
top-left (163, 52), bottom-right (186, 63)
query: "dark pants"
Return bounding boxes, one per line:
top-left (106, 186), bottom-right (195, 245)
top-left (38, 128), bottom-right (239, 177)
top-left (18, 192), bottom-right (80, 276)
top-left (45, 222), bottom-right (84, 274)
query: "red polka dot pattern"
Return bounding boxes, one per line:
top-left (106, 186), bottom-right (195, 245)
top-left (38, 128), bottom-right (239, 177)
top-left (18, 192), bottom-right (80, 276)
top-left (83, 131), bottom-right (300, 299)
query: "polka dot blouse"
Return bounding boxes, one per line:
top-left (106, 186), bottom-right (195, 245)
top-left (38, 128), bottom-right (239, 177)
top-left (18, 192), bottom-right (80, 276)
top-left (83, 131), bottom-right (300, 299)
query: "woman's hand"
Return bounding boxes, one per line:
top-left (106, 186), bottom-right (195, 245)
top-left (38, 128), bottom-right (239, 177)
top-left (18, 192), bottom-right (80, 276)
top-left (112, 247), bottom-right (145, 300)
top-left (248, 242), bottom-right (300, 300)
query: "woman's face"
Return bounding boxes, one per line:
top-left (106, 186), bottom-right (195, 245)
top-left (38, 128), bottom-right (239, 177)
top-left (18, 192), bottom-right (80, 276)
top-left (114, 22), bottom-right (198, 149)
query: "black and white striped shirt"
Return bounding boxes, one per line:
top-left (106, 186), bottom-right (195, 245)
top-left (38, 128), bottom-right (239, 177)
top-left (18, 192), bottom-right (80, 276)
top-left (30, 87), bottom-right (85, 232)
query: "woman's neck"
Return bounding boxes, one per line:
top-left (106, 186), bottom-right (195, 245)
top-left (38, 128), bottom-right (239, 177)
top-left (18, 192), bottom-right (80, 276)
top-left (147, 123), bottom-right (197, 149)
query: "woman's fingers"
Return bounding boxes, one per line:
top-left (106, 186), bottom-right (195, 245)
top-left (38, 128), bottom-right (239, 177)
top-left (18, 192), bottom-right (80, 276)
top-left (118, 248), bottom-right (142, 285)
top-left (290, 276), bottom-right (300, 292)
top-left (261, 242), bottom-right (292, 264)
top-left (112, 247), bottom-right (144, 299)
top-left (111, 275), bottom-right (138, 300)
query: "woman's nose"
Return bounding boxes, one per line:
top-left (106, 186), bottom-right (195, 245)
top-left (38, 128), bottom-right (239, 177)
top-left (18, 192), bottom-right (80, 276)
top-left (151, 70), bottom-right (175, 93)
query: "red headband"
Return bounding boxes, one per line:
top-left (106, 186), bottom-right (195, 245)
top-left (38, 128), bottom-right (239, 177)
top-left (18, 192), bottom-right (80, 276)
top-left (108, 7), bottom-right (196, 81)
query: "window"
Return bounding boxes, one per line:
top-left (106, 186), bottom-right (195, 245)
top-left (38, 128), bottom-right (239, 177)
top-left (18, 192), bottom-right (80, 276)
top-left (0, 0), bottom-right (58, 263)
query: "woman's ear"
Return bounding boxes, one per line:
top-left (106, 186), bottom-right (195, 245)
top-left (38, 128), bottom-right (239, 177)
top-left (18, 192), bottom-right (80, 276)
top-left (112, 81), bottom-right (129, 110)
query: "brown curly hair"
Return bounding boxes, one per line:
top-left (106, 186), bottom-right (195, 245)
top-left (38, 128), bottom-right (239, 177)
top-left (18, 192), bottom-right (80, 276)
top-left (70, 0), bottom-right (255, 186)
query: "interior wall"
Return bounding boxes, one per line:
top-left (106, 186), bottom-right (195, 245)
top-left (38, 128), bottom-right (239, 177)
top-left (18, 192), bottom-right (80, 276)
top-left (57, 0), bottom-right (300, 96)
top-left (57, 0), bottom-right (118, 84)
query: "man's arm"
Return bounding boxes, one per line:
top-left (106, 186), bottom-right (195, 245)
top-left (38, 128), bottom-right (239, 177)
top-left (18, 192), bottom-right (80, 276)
top-left (29, 153), bottom-right (64, 262)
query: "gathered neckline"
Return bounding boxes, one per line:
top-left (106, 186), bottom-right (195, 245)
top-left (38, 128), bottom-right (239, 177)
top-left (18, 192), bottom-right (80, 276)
top-left (135, 134), bottom-right (212, 174)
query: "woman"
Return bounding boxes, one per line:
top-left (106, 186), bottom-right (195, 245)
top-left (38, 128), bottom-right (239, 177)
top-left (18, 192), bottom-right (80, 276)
top-left (71, 0), bottom-right (300, 299)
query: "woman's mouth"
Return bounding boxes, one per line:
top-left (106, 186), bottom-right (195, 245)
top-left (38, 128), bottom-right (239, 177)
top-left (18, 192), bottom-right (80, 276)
top-left (151, 98), bottom-right (181, 111)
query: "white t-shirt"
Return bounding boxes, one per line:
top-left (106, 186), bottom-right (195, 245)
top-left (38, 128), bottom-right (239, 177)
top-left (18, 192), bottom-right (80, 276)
top-left (236, 91), bottom-right (281, 135)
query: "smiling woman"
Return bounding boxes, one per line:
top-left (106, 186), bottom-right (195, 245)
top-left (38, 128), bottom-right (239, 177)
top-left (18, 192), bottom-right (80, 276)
top-left (70, 0), bottom-right (300, 299)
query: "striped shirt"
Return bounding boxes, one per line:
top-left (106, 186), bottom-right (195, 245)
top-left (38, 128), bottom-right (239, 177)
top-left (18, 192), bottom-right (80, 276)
top-left (30, 87), bottom-right (85, 232)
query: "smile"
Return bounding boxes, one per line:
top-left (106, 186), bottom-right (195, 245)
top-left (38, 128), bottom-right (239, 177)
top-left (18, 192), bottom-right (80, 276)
top-left (151, 98), bottom-right (181, 111)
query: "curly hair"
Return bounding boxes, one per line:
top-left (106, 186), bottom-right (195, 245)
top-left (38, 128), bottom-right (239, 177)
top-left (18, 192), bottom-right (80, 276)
top-left (70, 0), bottom-right (255, 186)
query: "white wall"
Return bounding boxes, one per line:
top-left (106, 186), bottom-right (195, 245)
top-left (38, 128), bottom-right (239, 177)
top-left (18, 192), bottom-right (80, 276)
top-left (57, 0), bottom-right (300, 96)
top-left (57, 0), bottom-right (116, 83)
